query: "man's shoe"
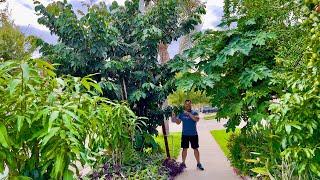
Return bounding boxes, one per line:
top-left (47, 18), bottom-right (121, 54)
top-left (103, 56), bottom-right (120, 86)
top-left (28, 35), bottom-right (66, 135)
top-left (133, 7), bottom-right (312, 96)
top-left (197, 163), bottom-right (204, 171)
top-left (180, 162), bottom-right (187, 169)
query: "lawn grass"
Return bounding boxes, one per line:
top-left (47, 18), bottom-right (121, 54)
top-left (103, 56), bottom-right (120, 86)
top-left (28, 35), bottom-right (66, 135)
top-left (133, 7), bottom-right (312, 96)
top-left (155, 132), bottom-right (181, 159)
top-left (203, 113), bottom-right (216, 120)
top-left (210, 129), bottom-right (240, 156)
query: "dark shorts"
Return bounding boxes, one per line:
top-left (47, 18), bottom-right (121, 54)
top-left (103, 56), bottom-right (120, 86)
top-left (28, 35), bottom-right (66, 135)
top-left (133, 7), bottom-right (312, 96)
top-left (181, 135), bottom-right (199, 149)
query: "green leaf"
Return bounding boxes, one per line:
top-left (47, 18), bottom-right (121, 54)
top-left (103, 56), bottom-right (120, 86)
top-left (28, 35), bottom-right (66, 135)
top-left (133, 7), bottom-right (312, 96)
top-left (17, 116), bottom-right (24, 132)
top-left (285, 125), bottom-right (291, 134)
top-left (310, 163), bottom-right (320, 176)
top-left (245, 18), bottom-right (256, 25)
top-left (12, 176), bottom-right (33, 180)
top-left (91, 83), bottom-right (103, 94)
top-left (212, 54), bottom-right (227, 67)
top-left (0, 124), bottom-right (10, 148)
top-left (49, 111), bottom-right (59, 131)
top-left (63, 170), bottom-right (74, 180)
top-left (56, 78), bottom-right (65, 86)
top-left (41, 127), bottom-right (60, 146)
top-left (0, 160), bottom-right (4, 174)
top-left (8, 79), bottom-right (20, 95)
top-left (252, 32), bottom-right (276, 46)
top-left (53, 152), bottom-right (66, 179)
top-left (244, 159), bottom-right (259, 163)
top-left (251, 167), bottom-right (269, 175)
top-left (21, 63), bottom-right (30, 81)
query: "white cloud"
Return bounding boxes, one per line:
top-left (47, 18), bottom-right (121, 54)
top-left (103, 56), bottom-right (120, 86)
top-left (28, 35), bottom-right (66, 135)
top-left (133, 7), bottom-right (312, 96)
top-left (201, 0), bottom-right (224, 30)
top-left (7, 0), bottom-right (52, 32)
top-left (202, 0), bottom-right (224, 6)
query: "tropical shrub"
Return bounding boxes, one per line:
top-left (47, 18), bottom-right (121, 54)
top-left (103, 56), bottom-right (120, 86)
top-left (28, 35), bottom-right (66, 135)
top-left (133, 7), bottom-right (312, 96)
top-left (0, 59), bottom-right (137, 179)
top-left (258, 1), bottom-right (320, 177)
top-left (227, 127), bottom-right (281, 177)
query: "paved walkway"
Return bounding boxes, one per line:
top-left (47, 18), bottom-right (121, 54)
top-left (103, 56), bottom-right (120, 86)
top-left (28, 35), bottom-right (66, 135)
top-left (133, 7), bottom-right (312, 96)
top-left (158, 114), bottom-right (244, 180)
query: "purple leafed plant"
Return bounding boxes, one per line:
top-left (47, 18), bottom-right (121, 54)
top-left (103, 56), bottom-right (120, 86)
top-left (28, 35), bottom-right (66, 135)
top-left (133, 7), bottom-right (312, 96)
top-left (162, 158), bottom-right (184, 178)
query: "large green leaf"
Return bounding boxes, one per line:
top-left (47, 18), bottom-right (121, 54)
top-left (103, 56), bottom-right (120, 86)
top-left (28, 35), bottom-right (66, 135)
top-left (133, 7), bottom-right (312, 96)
top-left (21, 63), bottom-right (30, 81)
top-left (0, 124), bottom-right (10, 148)
top-left (41, 127), bottom-right (60, 146)
top-left (251, 167), bottom-right (269, 175)
top-left (63, 169), bottom-right (74, 180)
top-left (48, 111), bottom-right (59, 130)
top-left (8, 79), bottom-right (20, 95)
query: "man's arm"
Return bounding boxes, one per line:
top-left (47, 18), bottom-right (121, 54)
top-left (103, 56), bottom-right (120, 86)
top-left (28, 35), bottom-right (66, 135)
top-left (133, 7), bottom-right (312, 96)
top-left (185, 111), bottom-right (200, 122)
top-left (172, 113), bottom-right (182, 125)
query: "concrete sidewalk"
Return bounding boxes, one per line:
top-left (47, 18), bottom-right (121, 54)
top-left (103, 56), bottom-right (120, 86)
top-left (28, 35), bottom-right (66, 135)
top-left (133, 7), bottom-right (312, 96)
top-left (165, 113), bottom-right (243, 180)
top-left (175, 130), bottom-right (240, 180)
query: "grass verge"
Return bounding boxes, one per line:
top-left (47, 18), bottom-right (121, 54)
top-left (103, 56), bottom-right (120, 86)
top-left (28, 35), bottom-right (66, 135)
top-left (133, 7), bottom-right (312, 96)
top-left (155, 132), bottom-right (181, 159)
top-left (203, 113), bottom-right (216, 120)
top-left (210, 129), bottom-right (239, 156)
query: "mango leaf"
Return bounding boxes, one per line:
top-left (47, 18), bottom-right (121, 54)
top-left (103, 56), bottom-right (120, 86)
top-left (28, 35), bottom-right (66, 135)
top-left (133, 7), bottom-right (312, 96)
top-left (41, 127), bottom-right (60, 146)
top-left (8, 79), bottom-right (20, 95)
top-left (12, 176), bottom-right (33, 180)
top-left (0, 160), bottom-right (4, 173)
top-left (244, 159), bottom-right (259, 163)
top-left (310, 163), bottom-right (320, 176)
top-left (251, 167), bottom-right (269, 175)
top-left (0, 124), bottom-right (10, 148)
top-left (21, 63), bottom-right (30, 81)
top-left (17, 115), bottom-right (24, 132)
top-left (285, 125), bottom-right (291, 134)
top-left (48, 111), bottom-right (59, 131)
top-left (52, 152), bottom-right (66, 179)
top-left (91, 83), bottom-right (103, 94)
top-left (63, 170), bottom-right (74, 180)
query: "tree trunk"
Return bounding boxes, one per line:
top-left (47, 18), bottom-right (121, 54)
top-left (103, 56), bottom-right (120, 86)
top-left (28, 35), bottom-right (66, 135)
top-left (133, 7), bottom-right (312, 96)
top-left (158, 42), bottom-right (170, 64)
top-left (139, 0), bottom-right (145, 14)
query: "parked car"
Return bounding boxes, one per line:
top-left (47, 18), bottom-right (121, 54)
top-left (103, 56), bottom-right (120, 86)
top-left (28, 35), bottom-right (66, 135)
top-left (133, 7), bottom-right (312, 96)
top-left (202, 106), bottom-right (218, 113)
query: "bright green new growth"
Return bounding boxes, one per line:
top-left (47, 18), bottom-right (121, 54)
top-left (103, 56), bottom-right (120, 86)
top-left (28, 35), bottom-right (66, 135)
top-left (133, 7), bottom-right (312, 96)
top-left (0, 59), bottom-right (137, 179)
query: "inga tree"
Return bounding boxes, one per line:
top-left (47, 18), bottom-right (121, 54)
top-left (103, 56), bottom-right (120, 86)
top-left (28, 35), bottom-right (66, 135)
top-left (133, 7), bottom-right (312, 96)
top-left (34, 0), bottom-right (205, 140)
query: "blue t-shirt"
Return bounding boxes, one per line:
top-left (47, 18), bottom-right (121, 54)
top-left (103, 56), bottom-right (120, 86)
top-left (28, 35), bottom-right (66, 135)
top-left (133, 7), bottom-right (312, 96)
top-left (178, 110), bottom-right (198, 136)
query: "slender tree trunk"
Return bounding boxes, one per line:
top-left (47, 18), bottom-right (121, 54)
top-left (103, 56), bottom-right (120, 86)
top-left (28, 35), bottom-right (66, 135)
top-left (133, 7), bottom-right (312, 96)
top-left (139, 0), bottom-right (145, 14)
top-left (122, 78), bottom-right (128, 100)
top-left (158, 42), bottom-right (170, 64)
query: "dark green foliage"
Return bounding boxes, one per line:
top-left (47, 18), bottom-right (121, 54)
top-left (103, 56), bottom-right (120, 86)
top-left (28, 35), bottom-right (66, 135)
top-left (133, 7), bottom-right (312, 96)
top-left (171, 0), bottom-right (320, 178)
top-left (34, 0), bottom-right (205, 136)
top-left (170, 23), bottom-right (276, 131)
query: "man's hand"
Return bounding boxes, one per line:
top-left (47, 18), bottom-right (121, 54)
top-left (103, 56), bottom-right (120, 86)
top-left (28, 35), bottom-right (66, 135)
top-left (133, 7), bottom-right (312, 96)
top-left (184, 111), bottom-right (200, 122)
top-left (172, 112), bottom-right (181, 125)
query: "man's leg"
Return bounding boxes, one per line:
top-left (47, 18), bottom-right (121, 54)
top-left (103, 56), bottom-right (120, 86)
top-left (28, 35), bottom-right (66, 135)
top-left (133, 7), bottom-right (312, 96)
top-left (191, 135), bottom-right (204, 170)
top-left (182, 148), bottom-right (188, 164)
top-left (193, 148), bottom-right (200, 164)
top-left (180, 135), bottom-right (189, 167)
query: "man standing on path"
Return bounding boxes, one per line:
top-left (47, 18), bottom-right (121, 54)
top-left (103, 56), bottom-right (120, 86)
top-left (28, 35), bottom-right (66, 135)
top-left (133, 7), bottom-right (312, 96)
top-left (172, 100), bottom-right (205, 171)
